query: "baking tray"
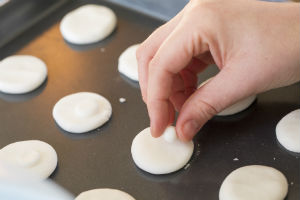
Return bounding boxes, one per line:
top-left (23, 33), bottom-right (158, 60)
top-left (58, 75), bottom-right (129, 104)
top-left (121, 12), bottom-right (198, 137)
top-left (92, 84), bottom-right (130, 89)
top-left (0, 0), bottom-right (299, 199)
top-left (0, 0), bottom-right (70, 47)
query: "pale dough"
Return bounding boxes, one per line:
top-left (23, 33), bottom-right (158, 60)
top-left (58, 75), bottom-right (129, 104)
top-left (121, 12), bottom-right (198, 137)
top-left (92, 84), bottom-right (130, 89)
top-left (75, 188), bottom-right (135, 200)
top-left (276, 109), bottom-right (300, 153)
top-left (60, 4), bottom-right (117, 44)
top-left (118, 44), bottom-right (139, 81)
top-left (219, 165), bottom-right (288, 200)
top-left (0, 140), bottom-right (57, 179)
top-left (199, 77), bottom-right (256, 116)
top-left (0, 55), bottom-right (47, 94)
top-left (53, 92), bottom-right (112, 133)
top-left (131, 126), bottom-right (194, 174)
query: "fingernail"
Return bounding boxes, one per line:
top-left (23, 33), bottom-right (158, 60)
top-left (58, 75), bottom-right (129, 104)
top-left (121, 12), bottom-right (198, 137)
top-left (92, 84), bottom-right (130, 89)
top-left (182, 120), bottom-right (200, 140)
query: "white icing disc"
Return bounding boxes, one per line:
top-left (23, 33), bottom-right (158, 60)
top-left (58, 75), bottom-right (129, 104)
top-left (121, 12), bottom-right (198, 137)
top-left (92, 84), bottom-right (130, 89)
top-left (53, 92), bottom-right (112, 133)
top-left (131, 126), bottom-right (194, 174)
top-left (75, 188), bottom-right (135, 200)
top-left (118, 44), bottom-right (139, 81)
top-left (0, 140), bottom-right (57, 179)
top-left (0, 55), bottom-right (47, 94)
top-left (219, 165), bottom-right (288, 200)
top-left (60, 4), bottom-right (117, 44)
top-left (276, 109), bottom-right (300, 153)
top-left (198, 78), bottom-right (256, 116)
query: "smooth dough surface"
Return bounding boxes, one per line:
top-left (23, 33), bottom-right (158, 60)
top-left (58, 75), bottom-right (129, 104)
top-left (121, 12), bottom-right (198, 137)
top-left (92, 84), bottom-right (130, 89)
top-left (199, 78), bottom-right (256, 116)
top-left (0, 55), bottom-right (47, 94)
top-left (53, 92), bottom-right (112, 133)
top-left (131, 126), bottom-right (194, 174)
top-left (75, 188), bottom-right (135, 200)
top-left (118, 44), bottom-right (139, 81)
top-left (0, 140), bottom-right (57, 179)
top-left (276, 109), bottom-right (300, 153)
top-left (60, 4), bottom-right (117, 44)
top-left (219, 165), bottom-right (288, 200)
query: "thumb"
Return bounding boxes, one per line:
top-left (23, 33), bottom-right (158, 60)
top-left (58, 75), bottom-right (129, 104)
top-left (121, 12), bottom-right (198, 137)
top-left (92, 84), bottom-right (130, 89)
top-left (176, 67), bottom-right (255, 141)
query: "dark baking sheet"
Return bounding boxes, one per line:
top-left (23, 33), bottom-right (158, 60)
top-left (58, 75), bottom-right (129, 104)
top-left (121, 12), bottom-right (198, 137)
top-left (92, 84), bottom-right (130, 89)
top-left (0, 0), bottom-right (70, 47)
top-left (0, 0), bottom-right (299, 199)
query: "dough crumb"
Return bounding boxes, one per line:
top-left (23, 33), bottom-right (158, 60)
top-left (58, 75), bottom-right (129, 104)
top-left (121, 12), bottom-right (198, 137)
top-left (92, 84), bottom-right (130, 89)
top-left (233, 158), bottom-right (239, 161)
top-left (100, 48), bottom-right (106, 52)
top-left (273, 157), bottom-right (276, 160)
top-left (119, 97), bottom-right (126, 103)
top-left (290, 182), bottom-right (294, 186)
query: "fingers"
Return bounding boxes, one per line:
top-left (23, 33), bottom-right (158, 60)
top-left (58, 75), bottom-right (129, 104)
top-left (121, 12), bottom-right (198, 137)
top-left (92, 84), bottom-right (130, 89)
top-left (147, 20), bottom-right (209, 138)
top-left (169, 59), bottom-right (208, 111)
top-left (136, 8), bottom-right (186, 103)
top-left (176, 66), bottom-right (255, 141)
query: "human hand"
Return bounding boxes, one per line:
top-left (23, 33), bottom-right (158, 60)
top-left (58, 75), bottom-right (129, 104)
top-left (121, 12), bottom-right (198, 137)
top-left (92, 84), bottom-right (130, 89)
top-left (136, 0), bottom-right (300, 141)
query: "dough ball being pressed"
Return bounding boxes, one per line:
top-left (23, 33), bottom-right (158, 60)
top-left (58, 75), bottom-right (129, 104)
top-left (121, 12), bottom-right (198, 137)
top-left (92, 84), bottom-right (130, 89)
top-left (131, 126), bottom-right (194, 174)
top-left (219, 165), bottom-right (288, 200)
top-left (0, 140), bottom-right (57, 179)
top-left (60, 4), bottom-right (117, 44)
top-left (118, 44), bottom-right (139, 81)
top-left (198, 78), bottom-right (256, 116)
top-left (276, 109), bottom-right (300, 153)
top-left (75, 188), bottom-right (135, 200)
top-left (53, 92), bottom-right (112, 133)
top-left (0, 55), bottom-right (47, 94)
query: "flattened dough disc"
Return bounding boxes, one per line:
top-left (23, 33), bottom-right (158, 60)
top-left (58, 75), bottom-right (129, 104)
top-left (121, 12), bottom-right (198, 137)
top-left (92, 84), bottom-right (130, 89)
top-left (53, 92), bottom-right (112, 133)
top-left (131, 126), bottom-right (194, 174)
top-left (276, 109), bottom-right (300, 153)
top-left (75, 188), bottom-right (135, 200)
top-left (0, 55), bottom-right (47, 94)
top-left (0, 140), bottom-right (57, 179)
top-left (60, 4), bottom-right (117, 44)
top-left (118, 44), bottom-right (139, 81)
top-left (219, 165), bottom-right (288, 200)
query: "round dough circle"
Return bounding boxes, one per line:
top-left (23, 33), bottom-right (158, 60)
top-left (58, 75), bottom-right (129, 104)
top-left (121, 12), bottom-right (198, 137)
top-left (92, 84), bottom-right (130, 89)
top-left (53, 92), bottom-right (112, 133)
top-left (0, 55), bottom-right (47, 94)
top-left (219, 165), bottom-right (288, 200)
top-left (131, 126), bottom-right (194, 174)
top-left (60, 4), bottom-right (117, 44)
top-left (199, 78), bottom-right (256, 116)
top-left (75, 188), bottom-right (135, 200)
top-left (118, 44), bottom-right (139, 81)
top-left (0, 140), bottom-right (57, 179)
top-left (276, 109), bottom-right (300, 153)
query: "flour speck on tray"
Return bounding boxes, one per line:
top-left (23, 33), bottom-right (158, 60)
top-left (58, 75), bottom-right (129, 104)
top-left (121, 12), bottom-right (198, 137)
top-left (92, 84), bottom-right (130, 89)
top-left (119, 97), bottom-right (126, 103)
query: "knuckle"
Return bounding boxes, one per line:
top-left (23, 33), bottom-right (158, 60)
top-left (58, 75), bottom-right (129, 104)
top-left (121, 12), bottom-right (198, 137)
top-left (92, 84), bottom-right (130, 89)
top-left (187, 0), bottom-right (221, 22)
top-left (193, 99), bottom-right (217, 120)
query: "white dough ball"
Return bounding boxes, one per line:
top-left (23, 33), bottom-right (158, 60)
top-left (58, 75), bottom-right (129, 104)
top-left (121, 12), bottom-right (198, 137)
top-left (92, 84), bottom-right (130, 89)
top-left (131, 127), bottom-right (194, 174)
top-left (276, 109), bottom-right (300, 153)
top-left (75, 188), bottom-right (135, 200)
top-left (162, 126), bottom-right (178, 143)
top-left (198, 77), bottom-right (256, 116)
top-left (60, 4), bottom-right (117, 44)
top-left (118, 44), bottom-right (139, 81)
top-left (53, 92), bottom-right (112, 133)
top-left (0, 140), bottom-right (57, 179)
top-left (219, 165), bottom-right (288, 200)
top-left (0, 55), bottom-right (47, 94)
